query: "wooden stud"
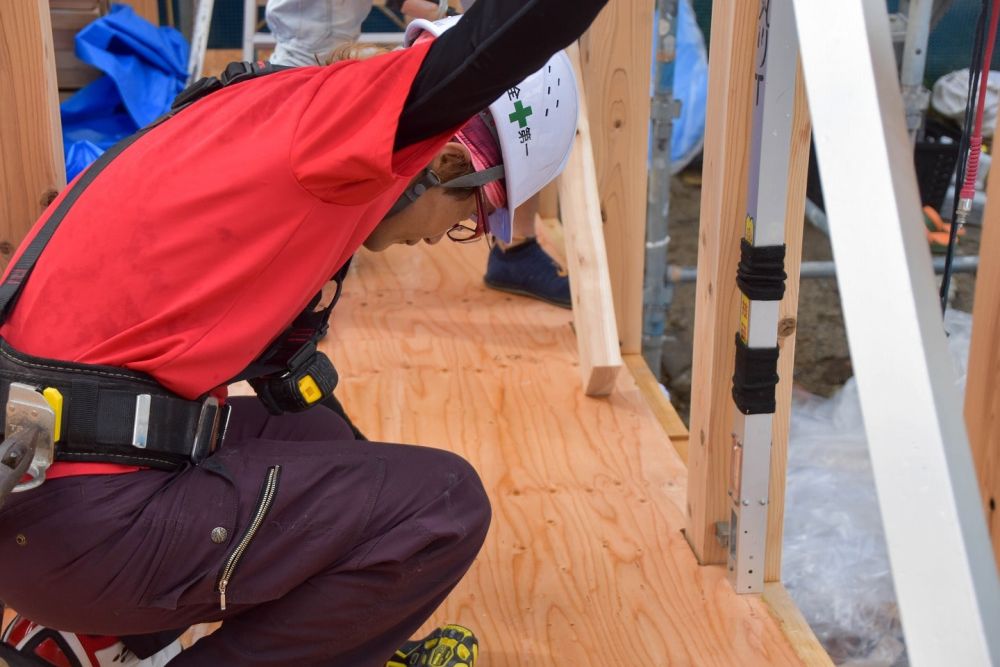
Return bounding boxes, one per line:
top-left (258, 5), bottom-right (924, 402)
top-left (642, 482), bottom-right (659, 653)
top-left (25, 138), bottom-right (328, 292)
top-left (685, 0), bottom-right (758, 566)
top-left (578, 0), bottom-right (654, 355)
top-left (766, 61), bottom-right (811, 582)
top-left (556, 44), bottom-right (622, 397)
top-left (0, 0), bottom-right (66, 271)
top-left (120, 0), bottom-right (159, 25)
top-left (964, 156), bottom-right (1000, 571)
top-left (537, 182), bottom-right (559, 220)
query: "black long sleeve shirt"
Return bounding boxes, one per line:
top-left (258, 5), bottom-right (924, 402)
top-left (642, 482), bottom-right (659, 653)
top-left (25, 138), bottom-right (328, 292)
top-left (395, 0), bottom-right (609, 148)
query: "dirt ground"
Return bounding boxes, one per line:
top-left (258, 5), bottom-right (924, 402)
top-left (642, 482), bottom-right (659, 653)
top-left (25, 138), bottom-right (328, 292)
top-left (659, 170), bottom-right (981, 422)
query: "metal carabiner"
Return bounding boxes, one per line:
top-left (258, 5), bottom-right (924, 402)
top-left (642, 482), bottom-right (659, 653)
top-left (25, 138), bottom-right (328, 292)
top-left (3, 383), bottom-right (57, 494)
top-left (0, 427), bottom-right (39, 510)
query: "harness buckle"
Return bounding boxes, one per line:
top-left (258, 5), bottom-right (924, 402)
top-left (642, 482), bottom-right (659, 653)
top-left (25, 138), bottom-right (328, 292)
top-left (190, 396), bottom-right (229, 464)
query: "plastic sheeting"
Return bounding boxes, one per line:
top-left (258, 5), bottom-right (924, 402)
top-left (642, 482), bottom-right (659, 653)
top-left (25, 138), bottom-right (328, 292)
top-left (931, 68), bottom-right (1000, 138)
top-left (61, 4), bottom-right (188, 180)
top-left (783, 309), bottom-right (973, 667)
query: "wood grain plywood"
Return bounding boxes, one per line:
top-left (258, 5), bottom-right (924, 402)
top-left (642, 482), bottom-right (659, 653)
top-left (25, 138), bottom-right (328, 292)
top-left (321, 241), bottom-right (806, 666)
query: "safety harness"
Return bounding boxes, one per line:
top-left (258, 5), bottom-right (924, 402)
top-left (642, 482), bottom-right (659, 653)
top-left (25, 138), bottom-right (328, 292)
top-left (0, 62), bottom-right (350, 494)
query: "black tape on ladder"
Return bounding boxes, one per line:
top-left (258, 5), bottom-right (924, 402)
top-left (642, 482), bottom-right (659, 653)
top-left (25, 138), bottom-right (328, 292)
top-left (736, 239), bottom-right (787, 301)
top-left (731, 333), bottom-right (780, 415)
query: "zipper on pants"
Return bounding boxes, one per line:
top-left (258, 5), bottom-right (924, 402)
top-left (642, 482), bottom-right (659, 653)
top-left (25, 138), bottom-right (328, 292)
top-left (217, 465), bottom-right (281, 610)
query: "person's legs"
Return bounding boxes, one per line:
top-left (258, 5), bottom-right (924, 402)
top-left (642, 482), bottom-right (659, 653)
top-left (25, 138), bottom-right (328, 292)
top-left (484, 194), bottom-right (571, 308)
top-left (0, 397), bottom-right (490, 666)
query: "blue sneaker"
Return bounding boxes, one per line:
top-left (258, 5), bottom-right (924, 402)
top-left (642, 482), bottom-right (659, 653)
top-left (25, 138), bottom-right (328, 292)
top-left (484, 239), bottom-right (571, 308)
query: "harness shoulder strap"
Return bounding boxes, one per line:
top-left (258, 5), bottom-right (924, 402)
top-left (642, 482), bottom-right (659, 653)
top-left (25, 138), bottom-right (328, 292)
top-left (0, 60), bottom-right (292, 326)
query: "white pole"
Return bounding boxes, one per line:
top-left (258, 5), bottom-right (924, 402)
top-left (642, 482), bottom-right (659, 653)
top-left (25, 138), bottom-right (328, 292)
top-left (900, 0), bottom-right (934, 138)
top-left (242, 0), bottom-right (257, 62)
top-left (791, 0), bottom-right (1000, 664)
top-left (187, 0), bottom-right (215, 84)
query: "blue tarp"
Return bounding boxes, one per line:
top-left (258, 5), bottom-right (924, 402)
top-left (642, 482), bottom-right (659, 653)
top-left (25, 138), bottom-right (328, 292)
top-left (61, 4), bottom-right (189, 180)
top-left (671, 0), bottom-right (708, 172)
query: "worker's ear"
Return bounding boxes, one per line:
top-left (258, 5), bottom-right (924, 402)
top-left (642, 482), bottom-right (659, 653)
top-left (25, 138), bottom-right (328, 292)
top-left (431, 141), bottom-right (473, 178)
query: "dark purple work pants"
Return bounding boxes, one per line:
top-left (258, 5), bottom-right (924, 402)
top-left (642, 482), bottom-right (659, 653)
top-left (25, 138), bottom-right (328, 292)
top-left (0, 397), bottom-right (491, 666)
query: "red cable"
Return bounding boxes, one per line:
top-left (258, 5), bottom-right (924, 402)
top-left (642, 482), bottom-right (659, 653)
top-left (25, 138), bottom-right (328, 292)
top-left (960, 0), bottom-right (1000, 203)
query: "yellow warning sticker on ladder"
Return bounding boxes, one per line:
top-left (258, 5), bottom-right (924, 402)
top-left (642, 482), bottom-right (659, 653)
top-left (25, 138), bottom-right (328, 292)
top-left (740, 294), bottom-right (750, 342)
top-left (740, 215), bottom-right (752, 342)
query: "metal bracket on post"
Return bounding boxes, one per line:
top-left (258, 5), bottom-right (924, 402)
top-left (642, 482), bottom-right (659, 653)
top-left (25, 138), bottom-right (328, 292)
top-left (725, 0), bottom-right (799, 595)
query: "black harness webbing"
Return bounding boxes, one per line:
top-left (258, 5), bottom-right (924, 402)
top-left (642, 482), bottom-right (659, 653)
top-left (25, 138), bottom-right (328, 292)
top-left (0, 61), bottom-right (346, 467)
top-left (0, 342), bottom-right (225, 469)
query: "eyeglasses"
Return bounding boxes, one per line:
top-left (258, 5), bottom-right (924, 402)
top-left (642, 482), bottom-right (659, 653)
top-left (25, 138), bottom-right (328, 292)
top-left (446, 186), bottom-right (489, 243)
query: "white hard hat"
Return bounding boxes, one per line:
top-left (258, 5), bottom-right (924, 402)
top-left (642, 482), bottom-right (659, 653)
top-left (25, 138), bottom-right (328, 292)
top-left (404, 16), bottom-right (578, 243)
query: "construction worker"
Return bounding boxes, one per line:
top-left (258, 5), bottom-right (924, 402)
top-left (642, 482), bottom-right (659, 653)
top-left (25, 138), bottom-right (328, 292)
top-left (0, 0), bottom-right (603, 666)
top-left (267, 0), bottom-right (574, 307)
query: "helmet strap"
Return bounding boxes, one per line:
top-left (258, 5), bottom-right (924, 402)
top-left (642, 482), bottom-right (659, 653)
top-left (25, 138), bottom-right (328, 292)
top-left (385, 168), bottom-right (442, 218)
top-left (440, 165), bottom-right (505, 189)
top-left (386, 164), bottom-right (506, 217)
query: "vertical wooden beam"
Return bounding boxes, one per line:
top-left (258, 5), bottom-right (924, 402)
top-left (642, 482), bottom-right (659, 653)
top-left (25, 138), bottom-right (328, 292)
top-left (0, 0), bottom-right (66, 272)
top-left (578, 0), bottom-right (654, 355)
top-left (121, 0), bottom-right (159, 25)
top-left (766, 62), bottom-right (811, 582)
top-left (557, 44), bottom-right (623, 397)
top-left (684, 0), bottom-right (757, 565)
top-left (965, 162), bottom-right (1000, 571)
top-left (537, 182), bottom-right (559, 220)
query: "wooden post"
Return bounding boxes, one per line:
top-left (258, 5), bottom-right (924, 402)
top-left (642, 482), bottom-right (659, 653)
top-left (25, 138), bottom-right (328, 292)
top-left (121, 0), bottom-right (159, 25)
top-left (557, 44), bottom-right (622, 397)
top-left (965, 163), bottom-right (1000, 571)
top-left (537, 183), bottom-right (559, 220)
top-left (766, 62), bottom-right (811, 582)
top-left (684, 0), bottom-right (758, 566)
top-left (578, 0), bottom-right (654, 355)
top-left (0, 0), bottom-right (66, 271)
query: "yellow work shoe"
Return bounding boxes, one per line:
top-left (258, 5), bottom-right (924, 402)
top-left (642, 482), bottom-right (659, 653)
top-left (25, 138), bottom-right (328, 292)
top-left (386, 624), bottom-right (478, 667)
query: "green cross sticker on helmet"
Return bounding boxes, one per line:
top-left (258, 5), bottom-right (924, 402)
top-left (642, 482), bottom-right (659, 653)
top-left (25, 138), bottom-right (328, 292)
top-left (508, 100), bottom-right (533, 128)
top-left (404, 15), bottom-right (579, 244)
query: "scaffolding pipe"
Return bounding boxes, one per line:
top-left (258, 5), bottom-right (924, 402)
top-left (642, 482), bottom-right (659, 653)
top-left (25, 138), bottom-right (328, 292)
top-left (642, 0), bottom-right (679, 377)
top-left (900, 0), bottom-right (935, 140)
top-left (668, 255), bottom-right (979, 283)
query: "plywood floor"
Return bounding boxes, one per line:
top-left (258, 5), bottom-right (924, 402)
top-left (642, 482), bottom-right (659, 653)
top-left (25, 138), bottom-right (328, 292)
top-left (321, 241), bottom-right (806, 666)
